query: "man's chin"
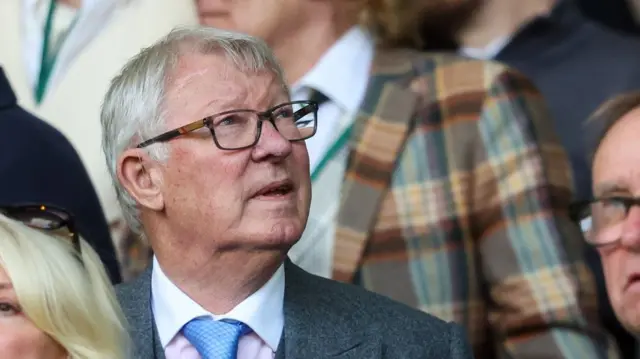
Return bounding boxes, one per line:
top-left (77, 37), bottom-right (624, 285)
top-left (246, 220), bottom-right (303, 248)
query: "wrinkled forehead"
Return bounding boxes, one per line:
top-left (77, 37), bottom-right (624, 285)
top-left (163, 52), bottom-right (288, 118)
top-left (593, 114), bottom-right (640, 196)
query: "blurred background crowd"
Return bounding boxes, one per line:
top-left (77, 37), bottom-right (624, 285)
top-left (1, 0), bottom-right (640, 358)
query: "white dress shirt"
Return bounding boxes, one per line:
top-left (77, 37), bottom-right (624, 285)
top-left (459, 35), bottom-right (511, 60)
top-left (287, 26), bottom-right (374, 278)
top-left (291, 26), bottom-right (374, 171)
top-left (22, 0), bottom-right (119, 92)
top-left (151, 257), bottom-right (284, 359)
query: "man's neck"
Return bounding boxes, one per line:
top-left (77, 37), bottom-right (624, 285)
top-left (457, 0), bottom-right (558, 49)
top-left (270, 19), bottom-right (353, 85)
top-left (156, 248), bottom-right (284, 314)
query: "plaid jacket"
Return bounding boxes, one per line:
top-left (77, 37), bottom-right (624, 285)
top-left (330, 49), bottom-right (617, 358)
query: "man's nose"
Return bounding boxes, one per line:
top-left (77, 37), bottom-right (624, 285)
top-left (620, 206), bottom-right (640, 249)
top-left (251, 120), bottom-right (292, 161)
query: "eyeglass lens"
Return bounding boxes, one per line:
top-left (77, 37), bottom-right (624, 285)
top-left (210, 102), bottom-right (316, 149)
top-left (589, 198), bottom-right (638, 245)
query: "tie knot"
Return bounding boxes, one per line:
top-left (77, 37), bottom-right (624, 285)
top-left (183, 317), bottom-right (251, 359)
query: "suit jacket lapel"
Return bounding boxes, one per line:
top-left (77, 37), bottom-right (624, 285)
top-left (117, 268), bottom-right (165, 359)
top-left (121, 262), bottom-right (383, 359)
top-left (280, 261), bottom-right (382, 358)
top-left (332, 48), bottom-right (420, 282)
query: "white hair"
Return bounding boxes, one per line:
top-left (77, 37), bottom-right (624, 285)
top-left (100, 26), bottom-right (288, 234)
top-left (0, 215), bottom-right (130, 359)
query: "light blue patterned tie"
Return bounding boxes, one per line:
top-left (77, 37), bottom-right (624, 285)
top-left (182, 317), bottom-right (251, 359)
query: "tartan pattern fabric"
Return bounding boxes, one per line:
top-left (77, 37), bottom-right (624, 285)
top-left (331, 49), bottom-right (618, 358)
top-left (288, 108), bottom-right (353, 278)
top-left (183, 318), bottom-right (250, 359)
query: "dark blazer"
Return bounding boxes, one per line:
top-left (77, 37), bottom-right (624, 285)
top-left (0, 67), bottom-right (121, 284)
top-left (116, 260), bottom-right (474, 359)
top-left (577, 0), bottom-right (640, 35)
top-left (496, 0), bottom-right (640, 201)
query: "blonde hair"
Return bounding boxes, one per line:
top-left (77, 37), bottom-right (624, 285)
top-left (0, 214), bottom-right (130, 359)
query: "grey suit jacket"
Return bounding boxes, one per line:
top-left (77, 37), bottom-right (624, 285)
top-left (116, 260), bottom-right (474, 358)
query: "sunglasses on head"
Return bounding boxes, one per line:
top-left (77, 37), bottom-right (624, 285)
top-left (0, 204), bottom-right (81, 256)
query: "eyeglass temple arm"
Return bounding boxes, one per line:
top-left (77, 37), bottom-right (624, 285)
top-left (137, 130), bottom-right (181, 148)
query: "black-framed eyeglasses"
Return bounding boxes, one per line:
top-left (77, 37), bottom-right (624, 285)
top-left (570, 196), bottom-right (640, 246)
top-left (0, 204), bottom-right (81, 255)
top-left (136, 101), bottom-right (318, 150)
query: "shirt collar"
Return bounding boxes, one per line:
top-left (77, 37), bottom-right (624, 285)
top-left (292, 26), bottom-right (374, 113)
top-left (151, 257), bottom-right (285, 351)
top-left (459, 35), bottom-right (511, 59)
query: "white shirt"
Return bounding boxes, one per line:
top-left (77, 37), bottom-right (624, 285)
top-left (291, 26), bottom-right (374, 172)
top-left (287, 26), bottom-right (374, 278)
top-left (459, 35), bottom-right (511, 60)
top-left (151, 257), bottom-right (284, 358)
top-left (22, 0), bottom-right (119, 92)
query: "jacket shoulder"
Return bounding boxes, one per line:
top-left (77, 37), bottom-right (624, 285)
top-left (115, 268), bottom-right (151, 311)
top-left (317, 273), bottom-right (452, 329)
top-left (288, 263), bottom-right (462, 354)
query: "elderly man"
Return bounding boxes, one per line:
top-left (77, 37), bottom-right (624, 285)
top-left (107, 27), bottom-right (473, 359)
top-left (571, 92), bottom-right (640, 345)
top-left (196, 0), bottom-right (615, 358)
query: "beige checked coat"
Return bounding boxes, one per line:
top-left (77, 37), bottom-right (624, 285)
top-left (330, 48), bottom-right (617, 358)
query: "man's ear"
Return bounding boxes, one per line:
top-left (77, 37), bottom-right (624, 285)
top-left (117, 148), bottom-right (165, 212)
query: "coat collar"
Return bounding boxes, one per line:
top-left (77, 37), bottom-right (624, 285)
top-left (276, 260), bottom-right (382, 358)
top-left (332, 48), bottom-right (422, 282)
top-left (118, 260), bottom-right (382, 359)
top-left (116, 268), bottom-right (165, 359)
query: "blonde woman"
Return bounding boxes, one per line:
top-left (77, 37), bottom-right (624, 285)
top-left (0, 204), bottom-right (129, 359)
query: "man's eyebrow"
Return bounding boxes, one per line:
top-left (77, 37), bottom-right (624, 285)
top-left (595, 182), bottom-right (629, 196)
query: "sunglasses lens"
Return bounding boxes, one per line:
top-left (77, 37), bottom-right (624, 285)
top-left (0, 206), bottom-right (80, 259)
top-left (10, 211), bottom-right (64, 230)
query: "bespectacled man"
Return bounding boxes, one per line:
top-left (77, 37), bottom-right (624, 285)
top-left (571, 92), bottom-right (640, 337)
top-left (109, 26), bottom-right (474, 359)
